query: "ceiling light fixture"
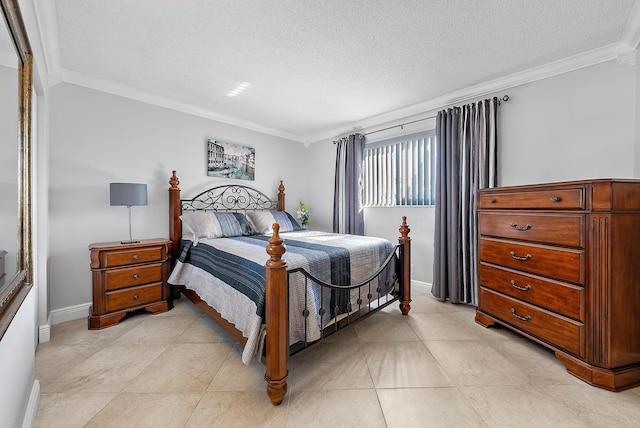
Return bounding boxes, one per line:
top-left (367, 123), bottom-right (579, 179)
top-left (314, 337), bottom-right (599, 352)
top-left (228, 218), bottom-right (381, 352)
top-left (227, 82), bottom-right (251, 97)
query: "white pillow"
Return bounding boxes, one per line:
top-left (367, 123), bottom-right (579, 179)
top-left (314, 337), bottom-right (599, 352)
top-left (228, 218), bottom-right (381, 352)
top-left (180, 211), bottom-right (223, 245)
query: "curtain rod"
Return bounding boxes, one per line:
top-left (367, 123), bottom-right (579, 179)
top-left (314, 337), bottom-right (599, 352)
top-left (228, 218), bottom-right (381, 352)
top-left (333, 95), bottom-right (509, 143)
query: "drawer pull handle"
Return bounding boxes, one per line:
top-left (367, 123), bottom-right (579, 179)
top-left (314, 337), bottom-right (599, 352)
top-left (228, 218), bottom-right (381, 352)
top-left (133, 294), bottom-right (139, 300)
top-left (132, 254), bottom-right (139, 260)
top-left (510, 223), bottom-right (531, 231)
top-left (510, 251), bottom-right (531, 261)
top-left (488, 198), bottom-right (496, 204)
top-left (510, 280), bottom-right (531, 291)
top-left (510, 308), bottom-right (531, 321)
top-left (133, 274), bottom-right (139, 280)
top-left (550, 196), bottom-right (561, 202)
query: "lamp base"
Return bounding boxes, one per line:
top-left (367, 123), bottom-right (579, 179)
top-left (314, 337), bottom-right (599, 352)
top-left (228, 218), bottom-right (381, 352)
top-left (120, 240), bottom-right (141, 245)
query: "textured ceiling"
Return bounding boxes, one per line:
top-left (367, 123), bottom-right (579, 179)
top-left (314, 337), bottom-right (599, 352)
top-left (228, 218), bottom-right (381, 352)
top-left (5, 1), bottom-right (640, 142)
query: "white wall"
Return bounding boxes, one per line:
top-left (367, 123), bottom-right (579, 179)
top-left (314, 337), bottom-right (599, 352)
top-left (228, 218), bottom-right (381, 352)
top-left (48, 83), bottom-right (308, 311)
top-left (308, 58), bottom-right (637, 285)
top-left (499, 59), bottom-right (636, 186)
top-left (0, 288), bottom-right (36, 428)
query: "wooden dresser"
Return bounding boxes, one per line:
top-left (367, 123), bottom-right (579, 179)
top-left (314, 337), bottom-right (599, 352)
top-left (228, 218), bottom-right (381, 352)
top-left (89, 238), bottom-right (173, 329)
top-left (475, 179), bottom-right (640, 391)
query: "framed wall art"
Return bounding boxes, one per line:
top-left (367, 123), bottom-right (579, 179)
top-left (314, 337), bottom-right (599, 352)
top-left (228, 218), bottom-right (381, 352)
top-left (207, 139), bottom-right (255, 181)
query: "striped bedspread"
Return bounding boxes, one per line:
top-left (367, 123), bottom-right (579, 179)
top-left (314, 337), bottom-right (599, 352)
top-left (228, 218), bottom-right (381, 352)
top-left (168, 230), bottom-right (396, 363)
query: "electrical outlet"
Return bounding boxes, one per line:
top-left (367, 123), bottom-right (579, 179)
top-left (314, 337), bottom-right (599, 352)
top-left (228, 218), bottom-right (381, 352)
top-left (411, 263), bottom-right (415, 274)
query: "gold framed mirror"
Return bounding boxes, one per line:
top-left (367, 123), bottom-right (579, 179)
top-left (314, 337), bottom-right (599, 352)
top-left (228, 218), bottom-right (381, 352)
top-left (0, 0), bottom-right (33, 339)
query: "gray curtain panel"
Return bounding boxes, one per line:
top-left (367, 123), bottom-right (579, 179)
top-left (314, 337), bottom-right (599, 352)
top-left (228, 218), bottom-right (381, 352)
top-left (333, 133), bottom-right (365, 235)
top-left (432, 98), bottom-right (498, 304)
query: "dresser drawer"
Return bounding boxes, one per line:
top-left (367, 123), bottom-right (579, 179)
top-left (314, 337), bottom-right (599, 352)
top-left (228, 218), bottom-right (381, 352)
top-left (102, 247), bottom-right (163, 268)
top-left (105, 283), bottom-right (162, 312)
top-left (478, 187), bottom-right (585, 210)
top-left (479, 238), bottom-right (584, 284)
top-left (479, 263), bottom-right (583, 321)
top-left (104, 264), bottom-right (163, 291)
top-left (479, 212), bottom-right (584, 248)
top-left (479, 288), bottom-right (583, 356)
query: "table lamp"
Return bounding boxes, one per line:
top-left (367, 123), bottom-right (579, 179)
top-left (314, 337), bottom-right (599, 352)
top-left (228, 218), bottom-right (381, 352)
top-left (110, 182), bottom-right (148, 244)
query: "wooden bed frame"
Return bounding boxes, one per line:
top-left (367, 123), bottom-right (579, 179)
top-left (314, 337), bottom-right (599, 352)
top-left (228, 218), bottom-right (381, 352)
top-left (168, 170), bottom-right (411, 405)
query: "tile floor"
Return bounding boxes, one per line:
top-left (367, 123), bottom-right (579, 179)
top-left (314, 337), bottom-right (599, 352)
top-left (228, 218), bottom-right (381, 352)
top-left (35, 287), bottom-right (640, 427)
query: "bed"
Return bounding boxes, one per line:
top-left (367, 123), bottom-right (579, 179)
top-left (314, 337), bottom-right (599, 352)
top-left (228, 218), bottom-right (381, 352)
top-left (167, 170), bottom-right (411, 405)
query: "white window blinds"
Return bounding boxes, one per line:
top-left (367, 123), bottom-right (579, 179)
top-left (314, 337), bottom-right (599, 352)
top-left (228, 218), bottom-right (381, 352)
top-left (363, 131), bottom-right (436, 206)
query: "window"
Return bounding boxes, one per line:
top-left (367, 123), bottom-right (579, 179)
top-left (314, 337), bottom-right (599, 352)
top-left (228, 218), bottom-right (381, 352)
top-left (362, 131), bottom-right (436, 206)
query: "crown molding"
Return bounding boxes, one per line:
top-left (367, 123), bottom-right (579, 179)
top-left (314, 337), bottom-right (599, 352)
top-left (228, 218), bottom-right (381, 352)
top-left (621, 0), bottom-right (640, 49)
top-left (306, 41), bottom-right (637, 144)
top-left (618, 49), bottom-right (637, 66)
top-left (48, 39), bottom-right (639, 147)
top-left (59, 68), bottom-right (304, 143)
top-left (31, 0), bottom-right (60, 78)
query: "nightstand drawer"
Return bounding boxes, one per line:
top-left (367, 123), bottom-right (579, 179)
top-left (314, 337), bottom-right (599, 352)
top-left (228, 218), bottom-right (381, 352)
top-left (104, 264), bottom-right (163, 291)
top-left (479, 212), bottom-right (584, 248)
top-left (102, 247), bottom-right (163, 268)
top-left (479, 263), bottom-right (584, 321)
top-left (479, 287), bottom-right (583, 356)
top-left (479, 237), bottom-right (584, 284)
top-left (105, 283), bottom-right (162, 312)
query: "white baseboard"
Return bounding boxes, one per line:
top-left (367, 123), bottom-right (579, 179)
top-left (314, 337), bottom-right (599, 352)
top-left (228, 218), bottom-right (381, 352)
top-left (50, 302), bottom-right (91, 325)
top-left (412, 280), bottom-right (431, 293)
top-left (38, 317), bottom-right (51, 344)
top-left (22, 380), bottom-right (40, 428)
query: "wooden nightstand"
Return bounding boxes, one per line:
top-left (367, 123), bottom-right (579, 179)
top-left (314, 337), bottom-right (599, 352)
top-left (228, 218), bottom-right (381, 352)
top-left (88, 238), bottom-right (173, 329)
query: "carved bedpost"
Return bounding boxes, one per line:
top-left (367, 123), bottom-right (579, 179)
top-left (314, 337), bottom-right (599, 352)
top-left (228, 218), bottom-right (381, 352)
top-left (264, 223), bottom-right (288, 405)
top-left (168, 170), bottom-right (181, 265)
top-left (277, 180), bottom-right (285, 211)
top-left (399, 216), bottom-right (411, 315)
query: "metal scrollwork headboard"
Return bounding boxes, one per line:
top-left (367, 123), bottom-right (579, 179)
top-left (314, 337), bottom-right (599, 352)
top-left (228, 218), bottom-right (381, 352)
top-left (181, 184), bottom-right (279, 212)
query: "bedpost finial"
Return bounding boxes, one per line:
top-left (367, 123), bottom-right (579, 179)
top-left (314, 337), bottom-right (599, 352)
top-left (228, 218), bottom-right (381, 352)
top-left (266, 223), bottom-right (286, 265)
top-left (169, 170), bottom-right (180, 190)
top-left (399, 216), bottom-right (410, 239)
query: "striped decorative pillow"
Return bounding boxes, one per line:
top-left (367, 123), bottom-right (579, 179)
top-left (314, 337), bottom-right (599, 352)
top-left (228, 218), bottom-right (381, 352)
top-left (180, 211), bottom-right (255, 245)
top-left (246, 211), bottom-right (302, 234)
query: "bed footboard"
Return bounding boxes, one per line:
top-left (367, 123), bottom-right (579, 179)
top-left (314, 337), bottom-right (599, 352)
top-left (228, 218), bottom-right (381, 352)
top-left (262, 218), bottom-right (411, 406)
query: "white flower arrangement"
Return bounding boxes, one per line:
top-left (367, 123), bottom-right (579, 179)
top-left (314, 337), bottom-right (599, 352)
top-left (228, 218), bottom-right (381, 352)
top-left (296, 202), bottom-right (310, 227)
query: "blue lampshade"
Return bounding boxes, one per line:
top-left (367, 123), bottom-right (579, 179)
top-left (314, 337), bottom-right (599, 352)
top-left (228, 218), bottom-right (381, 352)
top-left (110, 183), bottom-right (148, 207)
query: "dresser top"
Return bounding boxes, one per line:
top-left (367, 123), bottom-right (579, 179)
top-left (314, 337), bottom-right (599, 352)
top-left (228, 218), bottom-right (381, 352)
top-left (478, 179), bottom-right (640, 212)
top-left (480, 178), bottom-right (640, 191)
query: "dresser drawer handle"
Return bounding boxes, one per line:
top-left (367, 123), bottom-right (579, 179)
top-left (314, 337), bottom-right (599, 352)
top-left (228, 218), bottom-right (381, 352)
top-left (510, 308), bottom-right (531, 321)
top-left (133, 274), bottom-right (140, 280)
top-left (510, 251), bottom-right (531, 261)
top-left (550, 196), bottom-right (561, 202)
top-left (488, 198), bottom-right (496, 204)
top-left (132, 254), bottom-right (139, 261)
top-left (510, 223), bottom-right (531, 231)
top-left (133, 294), bottom-right (139, 300)
top-left (510, 280), bottom-right (531, 291)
